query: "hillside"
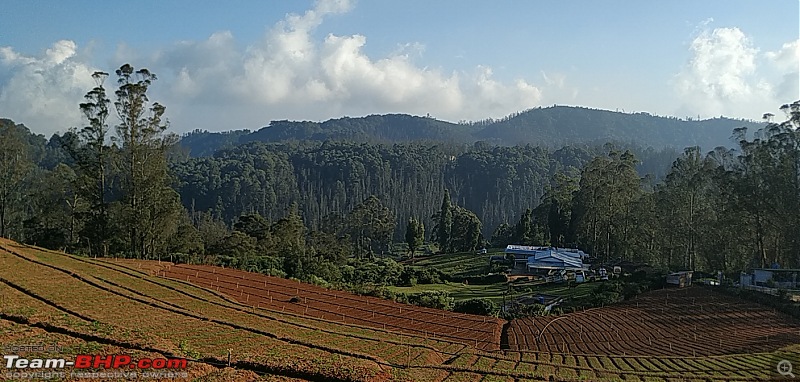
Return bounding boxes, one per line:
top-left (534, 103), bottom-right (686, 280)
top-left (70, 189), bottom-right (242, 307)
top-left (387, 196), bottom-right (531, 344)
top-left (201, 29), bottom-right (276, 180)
top-left (178, 106), bottom-right (763, 157)
top-left (1, 238), bottom-right (797, 381)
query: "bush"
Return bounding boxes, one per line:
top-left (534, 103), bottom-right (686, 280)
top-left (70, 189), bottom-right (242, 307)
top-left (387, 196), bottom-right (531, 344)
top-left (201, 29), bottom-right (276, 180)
top-left (342, 258), bottom-right (405, 286)
top-left (453, 298), bottom-right (497, 316)
top-left (304, 274), bottom-right (331, 288)
top-left (501, 303), bottom-right (547, 320)
top-left (399, 267), bottom-right (446, 286)
top-left (400, 290), bottom-right (454, 310)
top-left (590, 281), bottom-right (623, 306)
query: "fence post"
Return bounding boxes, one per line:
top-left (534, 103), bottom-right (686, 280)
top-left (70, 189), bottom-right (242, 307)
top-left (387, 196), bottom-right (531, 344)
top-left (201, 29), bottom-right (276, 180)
top-left (227, 349), bottom-right (232, 367)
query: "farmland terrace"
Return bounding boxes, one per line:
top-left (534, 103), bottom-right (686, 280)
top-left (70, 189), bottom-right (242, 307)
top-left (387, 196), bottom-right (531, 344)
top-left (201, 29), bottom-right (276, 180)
top-left (1, 238), bottom-right (798, 381)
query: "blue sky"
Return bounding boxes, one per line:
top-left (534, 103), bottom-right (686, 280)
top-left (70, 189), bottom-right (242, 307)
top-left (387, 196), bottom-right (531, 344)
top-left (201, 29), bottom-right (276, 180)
top-left (1, 0), bottom-right (798, 136)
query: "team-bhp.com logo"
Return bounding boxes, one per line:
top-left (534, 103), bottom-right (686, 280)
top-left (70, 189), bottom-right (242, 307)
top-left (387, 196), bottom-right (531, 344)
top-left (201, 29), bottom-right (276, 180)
top-left (4, 354), bottom-right (187, 370)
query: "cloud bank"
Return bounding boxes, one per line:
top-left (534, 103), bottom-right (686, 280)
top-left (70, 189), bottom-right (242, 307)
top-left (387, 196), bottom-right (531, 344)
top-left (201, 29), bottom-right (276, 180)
top-left (674, 24), bottom-right (799, 119)
top-left (1, 0), bottom-right (543, 135)
top-left (0, 40), bottom-right (96, 135)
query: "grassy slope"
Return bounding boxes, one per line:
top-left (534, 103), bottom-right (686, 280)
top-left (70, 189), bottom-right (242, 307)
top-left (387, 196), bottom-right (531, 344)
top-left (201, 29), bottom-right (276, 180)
top-left (407, 249), bottom-right (503, 277)
top-left (394, 248), bottom-right (596, 304)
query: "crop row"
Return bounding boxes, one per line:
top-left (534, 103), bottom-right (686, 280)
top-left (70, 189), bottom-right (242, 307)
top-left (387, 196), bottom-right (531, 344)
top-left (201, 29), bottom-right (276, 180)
top-left (508, 287), bottom-right (800, 356)
top-left (161, 264), bottom-right (502, 349)
top-left (17, 244), bottom-right (468, 366)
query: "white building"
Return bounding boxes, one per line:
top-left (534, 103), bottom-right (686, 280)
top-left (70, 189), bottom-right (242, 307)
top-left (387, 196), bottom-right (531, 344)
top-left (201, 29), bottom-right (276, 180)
top-left (503, 245), bottom-right (588, 272)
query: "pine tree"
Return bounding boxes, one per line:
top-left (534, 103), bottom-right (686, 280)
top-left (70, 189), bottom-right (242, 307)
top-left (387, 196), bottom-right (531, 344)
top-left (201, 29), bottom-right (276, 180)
top-left (405, 217), bottom-right (424, 258)
top-left (436, 189), bottom-right (453, 253)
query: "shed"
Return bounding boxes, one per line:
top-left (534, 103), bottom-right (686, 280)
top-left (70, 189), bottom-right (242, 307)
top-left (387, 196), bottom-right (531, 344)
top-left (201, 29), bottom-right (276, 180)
top-left (504, 245), bottom-right (588, 271)
top-left (752, 268), bottom-right (799, 288)
top-left (666, 271), bottom-right (693, 287)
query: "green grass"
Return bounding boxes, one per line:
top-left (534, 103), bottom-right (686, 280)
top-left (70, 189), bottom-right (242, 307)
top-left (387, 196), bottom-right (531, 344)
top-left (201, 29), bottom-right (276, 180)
top-left (387, 278), bottom-right (599, 305)
top-left (387, 282), bottom-right (509, 304)
top-left (406, 249), bottom-right (504, 277)
top-left (511, 281), bottom-right (597, 300)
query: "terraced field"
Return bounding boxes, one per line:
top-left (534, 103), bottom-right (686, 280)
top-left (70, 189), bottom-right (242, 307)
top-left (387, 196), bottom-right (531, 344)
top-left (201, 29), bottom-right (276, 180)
top-left (507, 287), bottom-right (800, 357)
top-left (158, 263), bottom-right (504, 350)
top-left (1, 238), bottom-right (798, 381)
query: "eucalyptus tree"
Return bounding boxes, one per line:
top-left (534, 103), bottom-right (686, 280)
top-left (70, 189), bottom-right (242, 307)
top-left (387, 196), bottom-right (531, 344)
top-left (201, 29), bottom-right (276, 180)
top-left (405, 217), bottom-right (424, 258)
top-left (0, 122), bottom-right (33, 238)
top-left (71, 71), bottom-right (113, 255)
top-left (112, 64), bottom-right (181, 258)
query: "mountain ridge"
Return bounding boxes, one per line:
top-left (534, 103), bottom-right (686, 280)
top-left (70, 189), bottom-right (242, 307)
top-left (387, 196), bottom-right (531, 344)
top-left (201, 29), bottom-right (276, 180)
top-left (178, 105), bottom-right (763, 157)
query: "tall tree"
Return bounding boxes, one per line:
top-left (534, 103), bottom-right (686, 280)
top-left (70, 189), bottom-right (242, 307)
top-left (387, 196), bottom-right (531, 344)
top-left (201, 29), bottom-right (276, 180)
top-left (449, 206), bottom-right (483, 252)
top-left (541, 171), bottom-right (579, 247)
top-left (435, 189), bottom-right (453, 252)
top-left (22, 164), bottom-right (81, 249)
top-left (112, 64), bottom-right (181, 257)
top-left (73, 71), bottom-right (113, 255)
top-left (571, 149), bottom-right (641, 262)
top-left (346, 195), bottom-right (395, 259)
top-left (0, 122), bottom-right (33, 239)
top-left (405, 217), bottom-right (424, 258)
top-left (655, 147), bottom-right (714, 269)
top-left (514, 208), bottom-right (533, 245)
top-left (490, 222), bottom-right (513, 247)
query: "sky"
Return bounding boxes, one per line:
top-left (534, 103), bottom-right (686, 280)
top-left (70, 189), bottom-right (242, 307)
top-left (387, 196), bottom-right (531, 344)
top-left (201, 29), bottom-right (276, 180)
top-left (1, 0), bottom-right (798, 137)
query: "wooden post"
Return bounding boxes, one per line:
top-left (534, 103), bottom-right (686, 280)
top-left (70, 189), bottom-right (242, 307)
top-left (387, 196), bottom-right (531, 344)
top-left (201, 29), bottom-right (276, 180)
top-left (227, 349), bottom-right (232, 367)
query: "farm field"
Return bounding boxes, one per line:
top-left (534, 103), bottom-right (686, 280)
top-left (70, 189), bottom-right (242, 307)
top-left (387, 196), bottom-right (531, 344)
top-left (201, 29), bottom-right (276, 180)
top-left (405, 250), bottom-right (501, 277)
top-left (387, 282), bottom-right (509, 305)
top-left (508, 286), bottom-right (800, 357)
top-left (1, 238), bottom-right (797, 381)
top-left (156, 263), bottom-right (505, 350)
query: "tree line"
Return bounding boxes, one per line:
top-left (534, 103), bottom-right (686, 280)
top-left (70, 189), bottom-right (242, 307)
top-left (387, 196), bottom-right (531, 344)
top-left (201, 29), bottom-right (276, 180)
top-left (498, 103), bottom-right (800, 271)
top-left (0, 64), bottom-right (797, 281)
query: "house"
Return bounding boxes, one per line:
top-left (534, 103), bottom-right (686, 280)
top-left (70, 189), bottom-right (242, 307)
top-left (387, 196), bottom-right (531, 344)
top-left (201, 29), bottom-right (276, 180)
top-left (503, 245), bottom-right (588, 273)
top-left (666, 271), bottom-right (693, 287)
top-left (746, 268), bottom-right (799, 289)
top-left (740, 268), bottom-right (800, 301)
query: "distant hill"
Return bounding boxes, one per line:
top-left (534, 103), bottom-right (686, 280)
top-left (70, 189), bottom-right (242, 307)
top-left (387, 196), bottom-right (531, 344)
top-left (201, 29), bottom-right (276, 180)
top-left (178, 106), bottom-right (763, 156)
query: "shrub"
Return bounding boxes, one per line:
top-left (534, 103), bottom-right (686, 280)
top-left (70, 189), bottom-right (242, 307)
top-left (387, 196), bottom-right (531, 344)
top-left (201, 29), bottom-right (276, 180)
top-left (453, 298), bottom-right (497, 316)
top-left (590, 281), bottom-right (623, 306)
top-left (400, 291), bottom-right (454, 310)
top-left (501, 303), bottom-right (547, 319)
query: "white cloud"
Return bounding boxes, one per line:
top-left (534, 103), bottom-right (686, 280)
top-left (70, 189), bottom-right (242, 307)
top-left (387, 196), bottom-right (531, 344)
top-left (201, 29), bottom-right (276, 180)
top-left (765, 39), bottom-right (799, 101)
top-left (140, 0), bottom-right (543, 129)
top-left (1, 0), bottom-right (545, 135)
top-left (0, 40), bottom-right (96, 135)
top-left (674, 24), bottom-right (798, 119)
top-left (675, 27), bottom-right (760, 102)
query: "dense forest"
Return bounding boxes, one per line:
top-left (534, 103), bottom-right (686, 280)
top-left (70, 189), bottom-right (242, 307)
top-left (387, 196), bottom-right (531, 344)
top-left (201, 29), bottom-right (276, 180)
top-left (179, 107), bottom-right (763, 158)
top-left (1, 65), bottom-right (798, 288)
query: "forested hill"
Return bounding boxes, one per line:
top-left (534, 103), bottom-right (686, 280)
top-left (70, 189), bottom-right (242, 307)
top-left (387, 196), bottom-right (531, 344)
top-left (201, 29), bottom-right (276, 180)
top-left (178, 106), bottom-right (763, 157)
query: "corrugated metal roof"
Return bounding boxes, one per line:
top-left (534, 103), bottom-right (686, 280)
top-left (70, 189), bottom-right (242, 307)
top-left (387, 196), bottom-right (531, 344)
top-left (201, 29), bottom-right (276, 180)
top-left (526, 252), bottom-right (586, 270)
